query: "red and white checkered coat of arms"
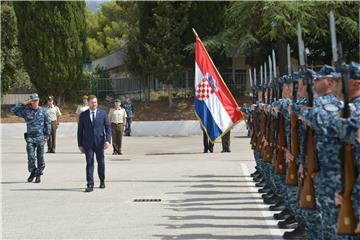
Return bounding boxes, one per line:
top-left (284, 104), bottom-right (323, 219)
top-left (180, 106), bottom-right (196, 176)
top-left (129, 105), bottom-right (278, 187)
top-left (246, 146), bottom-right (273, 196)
top-left (196, 73), bottom-right (219, 101)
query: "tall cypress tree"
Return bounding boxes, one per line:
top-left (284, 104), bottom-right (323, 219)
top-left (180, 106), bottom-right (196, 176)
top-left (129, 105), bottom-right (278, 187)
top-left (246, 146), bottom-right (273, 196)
top-left (13, 1), bottom-right (87, 105)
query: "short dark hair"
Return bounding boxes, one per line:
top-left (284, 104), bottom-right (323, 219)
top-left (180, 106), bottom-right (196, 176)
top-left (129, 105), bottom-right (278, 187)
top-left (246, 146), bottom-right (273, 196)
top-left (88, 95), bottom-right (97, 101)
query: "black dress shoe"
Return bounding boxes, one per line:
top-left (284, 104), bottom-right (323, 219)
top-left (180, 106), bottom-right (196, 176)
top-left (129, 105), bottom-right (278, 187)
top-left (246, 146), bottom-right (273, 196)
top-left (100, 182), bottom-right (105, 189)
top-left (278, 216), bottom-right (298, 229)
top-left (85, 186), bottom-right (93, 192)
top-left (269, 202), bottom-right (286, 211)
top-left (203, 150), bottom-right (208, 153)
top-left (283, 221), bottom-right (307, 239)
top-left (27, 172), bottom-right (36, 182)
top-left (273, 209), bottom-right (291, 220)
top-left (35, 175), bottom-right (41, 183)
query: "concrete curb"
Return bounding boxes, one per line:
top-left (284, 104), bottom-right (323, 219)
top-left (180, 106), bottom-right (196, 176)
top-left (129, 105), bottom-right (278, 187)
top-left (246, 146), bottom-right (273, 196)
top-left (1, 120), bottom-right (248, 138)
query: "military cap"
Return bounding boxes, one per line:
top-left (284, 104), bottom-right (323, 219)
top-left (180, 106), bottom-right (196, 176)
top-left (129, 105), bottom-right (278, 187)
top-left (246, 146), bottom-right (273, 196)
top-left (30, 93), bottom-right (39, 101)
top-left (280, 75), bottom-right (292, 85)
top-left (114, 99), bottom-right (121, 103)
top-left (317, 65), bottom-right (341, 79)
top-left (349, 62), bottom-right (360, 80)
top-left (289, 71), bottom-right (300, 83)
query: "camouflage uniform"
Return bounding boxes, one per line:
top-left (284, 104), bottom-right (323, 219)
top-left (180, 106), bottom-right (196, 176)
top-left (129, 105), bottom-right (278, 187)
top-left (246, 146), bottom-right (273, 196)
top-left (11, 101), bottom-right (51, 175)
top-left (300, 92), bottom-right (345, 240)
top-left (333, 95), bottom-right (360, 239)
top-left (272, 98), bottom-right (288, 204)
top-left (295, 93), bottom-right (324, 240)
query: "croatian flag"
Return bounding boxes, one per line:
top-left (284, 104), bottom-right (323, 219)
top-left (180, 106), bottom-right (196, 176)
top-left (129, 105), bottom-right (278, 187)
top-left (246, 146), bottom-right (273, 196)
top-left (195, 35), bottom-right (243, 143)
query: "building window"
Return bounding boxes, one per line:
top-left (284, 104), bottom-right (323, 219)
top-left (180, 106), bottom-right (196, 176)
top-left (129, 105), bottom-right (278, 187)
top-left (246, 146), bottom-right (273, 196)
top-left (235, 69), bottom-right (247, 88)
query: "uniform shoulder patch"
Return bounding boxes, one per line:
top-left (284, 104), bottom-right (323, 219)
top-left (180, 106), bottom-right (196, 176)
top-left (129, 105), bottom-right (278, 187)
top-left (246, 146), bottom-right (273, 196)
top-left (324, 104), bottom-right (339, 112)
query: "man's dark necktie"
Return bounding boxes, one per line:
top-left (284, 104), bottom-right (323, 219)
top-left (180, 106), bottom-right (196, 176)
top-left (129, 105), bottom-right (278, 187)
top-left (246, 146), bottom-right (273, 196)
top-left (92, 111), bottom-right (95, 124)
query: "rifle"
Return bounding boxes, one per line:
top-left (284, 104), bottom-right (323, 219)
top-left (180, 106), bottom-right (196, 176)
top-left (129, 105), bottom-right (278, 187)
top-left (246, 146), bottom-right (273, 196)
top-left (275, 101), bottom-right (286, 174)
top-left (296, 23), bottom-right (317, 209)
top-left (256, 64), bottom-right (266, 152)
top-left (250, 68), bottom-right (258, 149)
top-left (263, 56), bottom-right (274, 162)
top-left (329, 10), bottom-right (357, 235)
top-left (287, 44), bottom-right (299, 185)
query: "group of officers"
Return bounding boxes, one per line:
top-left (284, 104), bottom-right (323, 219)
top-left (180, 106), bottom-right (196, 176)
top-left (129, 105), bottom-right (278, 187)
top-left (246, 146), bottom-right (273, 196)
top-left (241, 62), bottom-right (360, 239)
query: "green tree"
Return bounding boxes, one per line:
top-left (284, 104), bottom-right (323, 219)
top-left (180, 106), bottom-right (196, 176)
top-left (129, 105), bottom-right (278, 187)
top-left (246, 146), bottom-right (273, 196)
top-left (1, 1), bottom-right (32, 96)
top-left (126, 2), bottom-right (228, 103)
top-left (13, 1), bottom-right (87, 105)
top-left (142, 2), bottom-right (190, 107)
top-left (85, 1), bottom-right (130, 60)
top-left (224, 1), bottom-right (360, 75)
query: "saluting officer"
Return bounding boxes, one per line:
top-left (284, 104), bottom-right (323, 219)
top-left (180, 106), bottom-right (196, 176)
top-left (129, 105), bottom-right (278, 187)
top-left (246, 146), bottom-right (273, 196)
top-left (11, 93), bottom-right (51, 183)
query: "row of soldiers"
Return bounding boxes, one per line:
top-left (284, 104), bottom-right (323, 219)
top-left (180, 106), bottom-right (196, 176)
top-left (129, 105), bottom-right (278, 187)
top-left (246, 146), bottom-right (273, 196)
top-left (241, 60), bottom-right (360, 239)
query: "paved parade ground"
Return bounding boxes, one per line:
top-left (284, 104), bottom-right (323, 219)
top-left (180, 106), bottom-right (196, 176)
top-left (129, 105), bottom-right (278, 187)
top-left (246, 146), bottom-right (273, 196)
top-left (1, 123), bottom-right (285, 239)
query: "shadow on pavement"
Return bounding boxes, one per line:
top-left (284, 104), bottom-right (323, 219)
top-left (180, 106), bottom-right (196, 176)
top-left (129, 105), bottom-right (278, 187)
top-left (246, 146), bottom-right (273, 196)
top-left (162, 215), bottom-right (273, 221)
top-left (11, 188), bottom-right (84, 192)
top-left (146, 152), bottom-right (203, 156)
top-left (153, 234), bottom-right (282, 240)
top-left (168, 197), bottom-right (258, 203)
top-left (157, 223), bottom-right (276, 229)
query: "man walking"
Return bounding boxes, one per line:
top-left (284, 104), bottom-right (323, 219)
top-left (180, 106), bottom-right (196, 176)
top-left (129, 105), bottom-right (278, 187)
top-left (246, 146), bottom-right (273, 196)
top-left (11, 93), bottom-right (51, 183)
top-left (109, 99), bottom-right (127, 155)
top-left (46, 96), bottom-right (61, 153)
top-left (77, 95), bottom-right (111, 192)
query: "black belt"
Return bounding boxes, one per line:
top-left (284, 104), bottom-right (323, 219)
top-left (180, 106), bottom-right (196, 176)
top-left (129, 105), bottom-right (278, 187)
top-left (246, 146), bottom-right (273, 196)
top-left (25, 132), bottom-right (43, 138)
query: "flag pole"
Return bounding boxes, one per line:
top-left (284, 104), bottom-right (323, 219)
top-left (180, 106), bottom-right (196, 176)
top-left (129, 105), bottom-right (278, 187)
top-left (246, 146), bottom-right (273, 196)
top-left (192, 28), bottom-right (199, 38)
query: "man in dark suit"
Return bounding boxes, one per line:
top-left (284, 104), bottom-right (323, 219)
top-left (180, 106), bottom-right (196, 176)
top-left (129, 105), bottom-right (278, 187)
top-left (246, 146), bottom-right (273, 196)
top-left (77, 95), bottom-right (111, 192)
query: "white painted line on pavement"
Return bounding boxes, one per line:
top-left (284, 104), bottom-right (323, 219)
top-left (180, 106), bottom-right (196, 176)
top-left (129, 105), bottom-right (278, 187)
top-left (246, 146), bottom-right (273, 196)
top-left (241, 163), bottom-right (285, 240)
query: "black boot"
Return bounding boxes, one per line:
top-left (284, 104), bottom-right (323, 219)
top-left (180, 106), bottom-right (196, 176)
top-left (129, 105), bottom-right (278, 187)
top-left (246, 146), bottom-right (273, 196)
top-left (269, 201), bottom-right (286, 211)
top-left (273, 208), bottom-right (291, 220)
top-left (258, 187), bottom-right (271, 193)
top-left (35, 175), bottom-right (41, 183)
top-left (250, 170), bottom-right (259, 177)
top-left (263, 195), bottom-right (278, 204)
top-left (27, 172), bottom-right (36, 182)
top-left (253, 175), bottom-right (263, 182)
top-left (278, 216), bottom-right (298, 229)
top-left (262, 192), bottom-right (274, 199)
top-left (283, 220), bottom-right (307, 239)
top-left (255, 180), bottom-right (266, 187)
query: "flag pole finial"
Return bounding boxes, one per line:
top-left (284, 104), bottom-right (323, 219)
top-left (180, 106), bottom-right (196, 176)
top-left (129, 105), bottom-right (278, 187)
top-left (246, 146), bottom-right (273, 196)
top-left (192, 28), bottom-right (199, 38)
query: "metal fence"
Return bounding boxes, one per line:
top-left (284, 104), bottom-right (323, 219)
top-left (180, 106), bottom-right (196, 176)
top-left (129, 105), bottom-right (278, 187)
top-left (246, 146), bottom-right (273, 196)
top-left (3, 69), bottom-right (249, 105)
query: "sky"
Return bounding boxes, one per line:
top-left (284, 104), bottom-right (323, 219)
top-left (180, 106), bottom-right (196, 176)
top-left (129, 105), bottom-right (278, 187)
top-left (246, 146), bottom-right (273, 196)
top-left (85, 0), bottom-right (110, 12)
